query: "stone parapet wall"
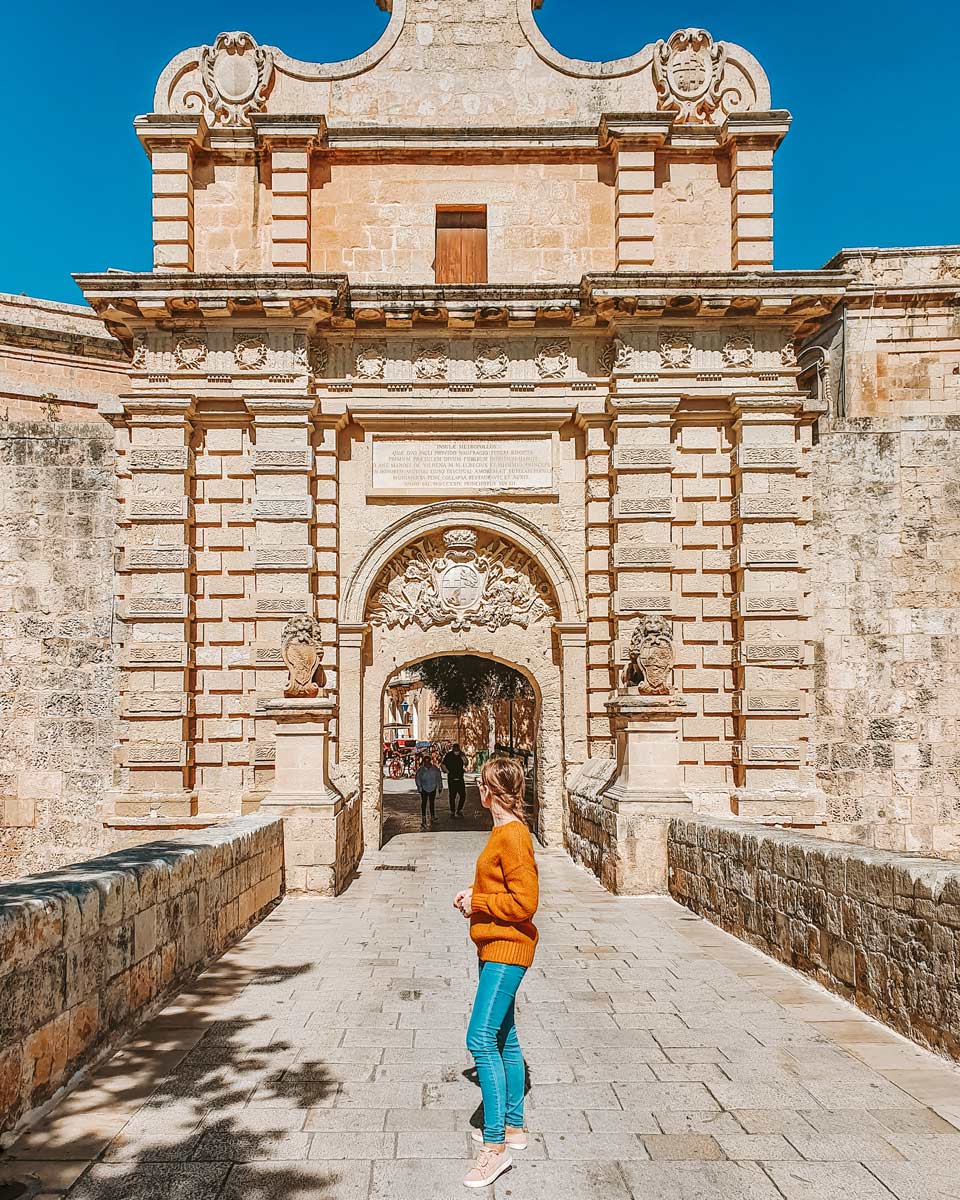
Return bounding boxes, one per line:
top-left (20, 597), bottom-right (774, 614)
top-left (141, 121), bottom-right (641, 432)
top-left (668, 816), bottom-right (960, 1060)
top-left (0, 814), bottom-right (283, 1141)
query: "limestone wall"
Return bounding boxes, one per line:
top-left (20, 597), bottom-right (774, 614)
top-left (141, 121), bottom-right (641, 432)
top-left (0, 814), bottom-right (283, 1140)
top-left (0, 297), bottom-right (127, 880)
top-left (810, 416), bottom-right (960, 858)
top-left (669, 817), bottom-right (960, 1061)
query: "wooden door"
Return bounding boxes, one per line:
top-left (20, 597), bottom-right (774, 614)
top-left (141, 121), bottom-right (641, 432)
top-left (436, 207), bottom-right (487, 284)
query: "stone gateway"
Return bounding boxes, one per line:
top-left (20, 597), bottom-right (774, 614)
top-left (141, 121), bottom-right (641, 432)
top-left (1, 0), bottom-right (959, 888)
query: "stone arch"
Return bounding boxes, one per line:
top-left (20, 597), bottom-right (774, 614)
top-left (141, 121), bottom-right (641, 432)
top-left (362, 626), bottom-right (561, 852)
top-left (341, 500), bottom-right (584, 625)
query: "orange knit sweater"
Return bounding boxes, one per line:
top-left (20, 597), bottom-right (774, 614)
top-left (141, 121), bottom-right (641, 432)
top-left (469, 821), bottom-right (539, 967)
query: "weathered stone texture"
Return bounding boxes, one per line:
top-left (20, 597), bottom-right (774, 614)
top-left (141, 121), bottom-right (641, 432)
top-left (810, 418), bottom-right (960, 859)
top-left (0, 419), bottom-right (118, 879)
top-left (0, 814), bottom-right (283, 1140)
top-left (669, 817), bottom-right (960, 1061)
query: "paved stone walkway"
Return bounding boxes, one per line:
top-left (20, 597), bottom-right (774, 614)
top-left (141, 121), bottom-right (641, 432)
top-left (4, 831), bottom-right (960, 1199)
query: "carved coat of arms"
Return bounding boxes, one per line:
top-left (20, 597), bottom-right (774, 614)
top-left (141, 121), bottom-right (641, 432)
top-left (653, 29), bottom-right (728, 124)
top-left (281, 616), bottom-right (326, 697)
top-left (621, 615), bottom-right (675, 695)
top-left (368, 528), bottom-right (554, 633)
top-left (199, 32), bottom-right (274, 128)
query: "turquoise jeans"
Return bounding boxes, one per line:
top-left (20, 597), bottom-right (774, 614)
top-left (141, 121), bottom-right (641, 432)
top-left (466, 961), bottom-right (527, 1144)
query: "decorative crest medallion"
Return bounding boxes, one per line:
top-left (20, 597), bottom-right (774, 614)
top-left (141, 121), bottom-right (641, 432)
top-left (535, 340), bottom-right (570, 379)
top-left (235, 334), bottom-right (268, 371)
top-left (415, 344), bottom-right (449, 380)
top-left (355, 344), bottom-right (386, 380)
top-left (368, 528), bottom-right (555, 633)
top-left (722, 335), bottom-right (754, 368)
top-left (475, 343), bottom-right (508, 380)
top-left (621, 615), bottom-right (675, 695)
top-left (653, 29), bottom-right (728, 124)
top-left (280, 616), bottom-right (326, 698)
top-left (199, 32), bottom-right (274, 128)
top-left (659, 331), bottom-right (693, 369)
top-left (174, 336), bottom-right (207, 370)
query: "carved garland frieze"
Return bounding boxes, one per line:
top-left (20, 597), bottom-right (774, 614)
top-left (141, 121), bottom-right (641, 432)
top-left (722, 335), bottom-right (754, 368)
top-left (475, 343), bottom-right (508, 380)
top-left (174, 335), bottom-right (207, 370)
top-left (535, 340), bottom-right (570, 379)
top-left (415, 344), bottom-right (449, 380)
top-left (659, 331), bottom-right (693, 369)
top-left (355, 344), bottom-right (386, 380)
top-left (368, 528), bottom-right (555, 633)
top-left (235, 334), bottom-right (269, 371)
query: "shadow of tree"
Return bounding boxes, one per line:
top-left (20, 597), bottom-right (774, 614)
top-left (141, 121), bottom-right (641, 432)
top-left (0, 958), bottom-right (354, 1200)
top-left (382, 778), bottom-right (491, 847)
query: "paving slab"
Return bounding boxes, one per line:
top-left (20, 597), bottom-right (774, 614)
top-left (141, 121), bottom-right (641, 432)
top-left (2, 814), bottom-right (960, 1198)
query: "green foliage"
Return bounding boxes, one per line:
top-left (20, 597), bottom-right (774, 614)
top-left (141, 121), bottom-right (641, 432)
top-left (415, 655), bottom-right (532, 714)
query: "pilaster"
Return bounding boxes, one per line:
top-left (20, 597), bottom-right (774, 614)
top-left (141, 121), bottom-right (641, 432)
top-left (579, 409), bottom-right (615, 754)
top-left (115, 396), bottom-right (196, 816)
top-left (603, 118), bottom-right (670, 271)
top-left (247, 395), bottom-right (319, 795)
top-left (253, 117), bottom-right (323, 272)
top-left (732, 396), bottom-right (819, 818)
top-left (724, 115), bottom-right (790, 272)
top-left (135, 115), bottom-right (207, 272)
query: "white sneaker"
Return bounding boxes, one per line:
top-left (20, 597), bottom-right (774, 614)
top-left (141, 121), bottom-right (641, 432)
top-left (472, 1126), bottom-right (527, 1149)
top-left (463, 1145), bottom-right (512, 1188)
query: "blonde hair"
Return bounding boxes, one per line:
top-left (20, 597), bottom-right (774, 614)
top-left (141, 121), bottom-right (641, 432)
top-left (480, 756), bottom-right (526, 821)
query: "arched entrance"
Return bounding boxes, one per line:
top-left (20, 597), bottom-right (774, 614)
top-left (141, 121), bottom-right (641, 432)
top-left (379, 653), bottom-right (540, 844)
top-left (338, 507), bottom-right (587, 852)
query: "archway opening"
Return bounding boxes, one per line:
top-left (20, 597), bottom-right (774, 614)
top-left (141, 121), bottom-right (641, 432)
top-left (380, 654), bottom-right (539, 846)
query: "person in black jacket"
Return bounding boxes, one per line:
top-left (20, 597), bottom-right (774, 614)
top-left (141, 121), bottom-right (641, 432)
top-left (443, 743), bottom-right (468, 818)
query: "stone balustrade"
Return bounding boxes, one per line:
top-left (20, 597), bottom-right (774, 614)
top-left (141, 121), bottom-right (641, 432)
top-left (669, 817), bottom-right (960, 1061)
top-left (0, 815), bottom-right (283, 1140)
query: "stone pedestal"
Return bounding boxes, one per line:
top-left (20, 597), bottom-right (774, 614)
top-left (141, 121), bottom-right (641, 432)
top-left (261, 697), bottom-right (358, 895)
top-left (602, 692), bottom-right (692, 895)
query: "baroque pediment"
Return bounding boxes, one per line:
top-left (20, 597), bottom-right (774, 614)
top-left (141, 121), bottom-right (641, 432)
top-left (367, 528), bottom-right (557, 632)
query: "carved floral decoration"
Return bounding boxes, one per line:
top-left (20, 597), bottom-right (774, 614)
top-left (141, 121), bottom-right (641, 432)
top-left (415, 344), bottom-right (449, 380)
top-left (621, 615), bottom-right (675, 695)
top-left (722, 335), bottom-right (754, 368)
top-left (535, 340), bottom-right (570, 379)
top-left (600, 339), bottom-right (632, 374)
top-left (659, 332), bottom-right (693, 369)
top-left (131, 337), bottom-right (147, 370)
top-left (368, 528), bottom-right (555, 633)
top-left (355, 344), bottom-right (386, 380)
top-left (174, 336), bottom-right (207, 370)
top-left (235, 335), bottom-right (268, 371)
top-left (653, 28), bottom-right (741, 125)
top-left (308, 342), bottom-right (328, 376)
top-left (198, 32), bottom-right (274, 127)
top-left (780, 340), bottom-right (797, 367)
top-left (281, 616), bottom-right (326, 698)
top-left (475, 344), bottom-right (508, 380)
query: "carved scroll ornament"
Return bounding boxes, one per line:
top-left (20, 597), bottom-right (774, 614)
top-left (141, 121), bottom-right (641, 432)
top-left (198, 32), bottom-right (274, 127)
top-left (653, 28), bottom-right (744, 124)
top-left (281, 616), bottom-right (326, 697)
top-left (368, 528), bottom-right (555, 633)
top-left (621, 615), bottom-right (675, 694)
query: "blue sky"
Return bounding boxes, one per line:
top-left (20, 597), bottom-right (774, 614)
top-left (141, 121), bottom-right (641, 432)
top-left (3, 1), bottom-right (956, 304)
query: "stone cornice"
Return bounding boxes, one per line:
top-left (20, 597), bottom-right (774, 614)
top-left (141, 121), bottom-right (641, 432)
top-left (74, 271), bottom-right (851, 342)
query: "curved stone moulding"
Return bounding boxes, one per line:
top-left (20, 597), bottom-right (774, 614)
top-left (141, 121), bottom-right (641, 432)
top-left (153, 0), bottom-right (770, 124)
top-left (153, 0), bottom-right (408, 114)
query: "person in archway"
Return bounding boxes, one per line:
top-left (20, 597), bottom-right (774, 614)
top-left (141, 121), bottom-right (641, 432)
top-left (415, 753), bottom-right (442, 829)
top-left (443, 742), bottom-right (468, 818)
top-left (453, 757), bottom-right (538, 1189)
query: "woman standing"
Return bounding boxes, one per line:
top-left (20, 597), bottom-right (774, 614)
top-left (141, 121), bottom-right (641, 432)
top-left (453, 757), bottom-right (538, 1188)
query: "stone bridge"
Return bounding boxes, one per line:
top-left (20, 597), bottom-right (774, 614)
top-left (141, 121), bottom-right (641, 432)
top-left (1, 810), bottom-right (959, 1199)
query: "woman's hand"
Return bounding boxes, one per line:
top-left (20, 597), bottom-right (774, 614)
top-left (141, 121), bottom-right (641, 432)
top-left (453, 888), bottom-right (473, 917)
